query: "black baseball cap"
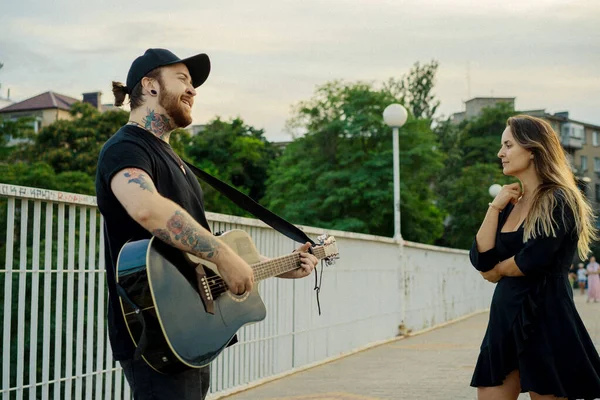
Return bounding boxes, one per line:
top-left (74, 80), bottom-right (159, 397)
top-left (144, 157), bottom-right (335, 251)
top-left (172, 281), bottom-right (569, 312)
top-left (125, 48), bottom-right (211, 93)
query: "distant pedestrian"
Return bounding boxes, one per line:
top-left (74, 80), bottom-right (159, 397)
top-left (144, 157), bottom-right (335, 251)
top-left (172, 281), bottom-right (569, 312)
top-left (568, 263), bottom-right (577, 288)
top-left (587, 256), bottom-right (600, 302)
top-left (578, 263), bottom-right (588, 296)
top-left (469, 115), bottom-right (600, 399)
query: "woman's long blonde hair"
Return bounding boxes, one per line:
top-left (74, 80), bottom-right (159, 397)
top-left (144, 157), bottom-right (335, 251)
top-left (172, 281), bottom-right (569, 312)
top-left (508, 115), bottom-right (597, 260)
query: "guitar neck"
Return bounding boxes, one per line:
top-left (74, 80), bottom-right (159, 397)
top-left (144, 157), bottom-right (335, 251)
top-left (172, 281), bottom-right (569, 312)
top-left (252, 246), bottom-right (326, 281)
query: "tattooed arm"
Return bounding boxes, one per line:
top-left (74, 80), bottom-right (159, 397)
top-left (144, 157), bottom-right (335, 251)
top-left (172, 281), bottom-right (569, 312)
top-left (111, 167), bottom-right (254, 294)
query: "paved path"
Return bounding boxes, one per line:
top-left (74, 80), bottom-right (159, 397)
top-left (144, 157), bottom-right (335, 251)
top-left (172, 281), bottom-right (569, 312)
top-left (220, 292), bottom-right (600, 400)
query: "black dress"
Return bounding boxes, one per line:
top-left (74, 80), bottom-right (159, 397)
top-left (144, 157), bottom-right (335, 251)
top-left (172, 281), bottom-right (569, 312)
top-left (469, 196), bottom-right (600, 398)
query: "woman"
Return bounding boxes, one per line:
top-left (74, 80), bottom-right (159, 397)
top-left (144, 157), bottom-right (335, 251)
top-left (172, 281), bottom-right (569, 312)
top-left (587, 256), bottom-right (600, 302)
top-left (469, 115), bottom-right (600, 399)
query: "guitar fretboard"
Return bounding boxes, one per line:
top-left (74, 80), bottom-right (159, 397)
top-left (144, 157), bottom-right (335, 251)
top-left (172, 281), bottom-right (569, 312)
top-left (205, 244), bottom-right (330, 297)
top-left (253, 246), bottom-right (326, 281)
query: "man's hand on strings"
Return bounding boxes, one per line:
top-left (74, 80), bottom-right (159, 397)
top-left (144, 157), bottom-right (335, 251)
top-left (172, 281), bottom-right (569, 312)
top-left (276, 242), bottom-right (318, 279)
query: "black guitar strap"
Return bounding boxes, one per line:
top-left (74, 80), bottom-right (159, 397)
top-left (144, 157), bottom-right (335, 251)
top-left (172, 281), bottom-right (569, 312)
top-left (183, 160), bottom-right (315, 246)
top-left (183, 160), bottom-right (324, 315)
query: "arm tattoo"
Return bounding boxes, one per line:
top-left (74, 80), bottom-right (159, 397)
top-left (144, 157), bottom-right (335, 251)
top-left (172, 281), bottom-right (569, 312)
top-left (123, 169), bottom-right (154, 193)
top-left (142, 108), bottom-right (173, 141)
top-left (152, 228), bottom-right (173, 245)
top-left (164, 210), bottom-right (220, 259)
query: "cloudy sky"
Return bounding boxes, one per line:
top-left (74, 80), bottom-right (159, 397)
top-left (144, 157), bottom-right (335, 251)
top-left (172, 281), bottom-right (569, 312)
top-left (1, 0), bottom-right (598, 141)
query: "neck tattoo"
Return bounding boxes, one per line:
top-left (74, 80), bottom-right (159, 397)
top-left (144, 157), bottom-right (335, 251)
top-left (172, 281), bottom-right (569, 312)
top-left (130, 108), bottom-right (173, 142)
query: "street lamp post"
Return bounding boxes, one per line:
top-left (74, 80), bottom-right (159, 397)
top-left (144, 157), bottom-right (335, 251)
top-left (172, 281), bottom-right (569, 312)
top-left (489, 184), bottom-right (502, 198)
top-left (383, 104), bottom-right (408, 240)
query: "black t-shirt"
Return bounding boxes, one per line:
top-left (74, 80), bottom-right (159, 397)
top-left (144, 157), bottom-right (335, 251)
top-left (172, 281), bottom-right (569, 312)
top-left (95, 125), bottom-right (211, 361)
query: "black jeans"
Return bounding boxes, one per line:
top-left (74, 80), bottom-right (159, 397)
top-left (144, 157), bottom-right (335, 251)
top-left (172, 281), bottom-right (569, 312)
top-left (120, 358), bottom-right (210, 400)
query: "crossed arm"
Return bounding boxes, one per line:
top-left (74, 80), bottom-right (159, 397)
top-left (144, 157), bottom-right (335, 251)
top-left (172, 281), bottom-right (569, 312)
top-left (480, 257), bottom-right (524, 283)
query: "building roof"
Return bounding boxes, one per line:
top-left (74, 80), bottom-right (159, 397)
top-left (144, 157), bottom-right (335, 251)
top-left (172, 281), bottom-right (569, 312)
top-left (0, 91), bottom-right (79, 113)
top-left (465, 97), bottom-right (515, 103)
top-left (543, 113), bottom-right (600, 131)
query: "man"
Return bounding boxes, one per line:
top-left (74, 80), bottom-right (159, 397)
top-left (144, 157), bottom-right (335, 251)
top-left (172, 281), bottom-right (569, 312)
top-left (95, 48), bottom-right (318, 399)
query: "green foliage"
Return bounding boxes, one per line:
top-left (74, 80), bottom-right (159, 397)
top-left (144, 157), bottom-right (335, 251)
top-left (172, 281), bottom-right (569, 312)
top-left (170, 127), bottom-right (192, 159)
top-left (457, 102), bottom-right (517, 167)
top-left (185, 117), bottom-right (278, 216)
top-left (434, 103), bottom-right (519, 248)
top-left (438, 163), bottom-right (513, 249)
top-left (10, 102), bottom-right (128, 176)
top-left (0, 162), bottom-right (95, 194)
top-left (264, 75), bottom-right (445, 244)
top-left (0, 116), bottom-right (36, 159)
top-left (383, 60), bottom-right (440, 120)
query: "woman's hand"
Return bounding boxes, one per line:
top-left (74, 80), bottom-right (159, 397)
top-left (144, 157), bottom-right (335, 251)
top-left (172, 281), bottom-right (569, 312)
top-left (481, 267), bottom-right (502, 283)
top-left (490, 183), bottom-right (522, 211)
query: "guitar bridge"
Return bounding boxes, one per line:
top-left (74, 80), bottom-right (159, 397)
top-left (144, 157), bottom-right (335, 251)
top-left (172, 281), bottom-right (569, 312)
top-left (195, 266), bottom-right (215, 315)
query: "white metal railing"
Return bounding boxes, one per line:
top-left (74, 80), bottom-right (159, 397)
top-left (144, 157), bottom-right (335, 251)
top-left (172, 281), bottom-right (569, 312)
top-left (0, 183), bottom-right (493, 399)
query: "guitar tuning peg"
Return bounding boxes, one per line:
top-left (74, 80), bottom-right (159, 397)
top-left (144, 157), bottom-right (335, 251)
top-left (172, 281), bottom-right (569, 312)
top-left (317, 233), bottom-right (329, 244)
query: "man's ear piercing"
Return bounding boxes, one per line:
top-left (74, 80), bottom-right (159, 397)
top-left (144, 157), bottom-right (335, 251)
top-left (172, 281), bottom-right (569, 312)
top-left (151, 90), bottom-right (157, 95)
top-left (530, 154), bottom-right (534, 159)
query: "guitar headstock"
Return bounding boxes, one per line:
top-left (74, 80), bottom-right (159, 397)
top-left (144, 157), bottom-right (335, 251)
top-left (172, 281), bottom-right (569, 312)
top-left (316, 234), bottom-right (340, 265)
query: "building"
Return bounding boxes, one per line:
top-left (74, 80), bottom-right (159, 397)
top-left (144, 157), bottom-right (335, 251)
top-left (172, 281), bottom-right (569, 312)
top-left (451, 97), bottom-right (515, 124)
top-left (533, 111), bottom-right (600, 214)
top-left (185, 124), bottom-right (206, 136)
top-left (0, 90), bottom-right (113, 134)
top-left (273, 141), bottom-right (292, 151)
top-left (0, 91), bottom-right (79, 133)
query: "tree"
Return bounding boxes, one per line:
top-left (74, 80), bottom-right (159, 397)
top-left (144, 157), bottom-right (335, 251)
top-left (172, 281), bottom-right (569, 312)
top-left (458, 102), bottom-right (517, 167)
top-left (264, 77), bottom-right (445, 243)
top-left (11, 102), bottom-right (128, 176)
top-left (0, 161), bottom-right (95, 194)
top-left (384, 60), bottom-right (440, 120)
top-left (184, 117), bottom-right (278, 216)
top-left (0, 116), bottom-right (35, 161)
top-left (433, 102), bottom-right (518, 248)
top-left (437, 163), bottom-right (512, 249)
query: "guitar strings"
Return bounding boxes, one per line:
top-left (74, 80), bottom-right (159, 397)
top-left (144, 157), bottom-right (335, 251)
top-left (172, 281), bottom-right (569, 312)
top-left (204, 251), bottom-right (323, 297)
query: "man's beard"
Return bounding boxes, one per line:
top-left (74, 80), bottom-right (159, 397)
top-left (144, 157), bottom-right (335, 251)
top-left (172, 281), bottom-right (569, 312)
top-left (158, 88), bottom-right (192, 128)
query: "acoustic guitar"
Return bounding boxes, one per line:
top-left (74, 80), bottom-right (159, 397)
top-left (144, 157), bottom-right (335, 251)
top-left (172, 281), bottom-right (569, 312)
top-left (116, 229), bottom-right (339, 374)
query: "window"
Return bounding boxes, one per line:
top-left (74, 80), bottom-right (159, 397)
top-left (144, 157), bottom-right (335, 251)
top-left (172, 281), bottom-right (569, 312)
top-left (582, 130), bottom-right (587, 144)
top-left (594, 131), bottom-right (599, 147)
top-left (596, 184), bottom-right (600, 202)
top-left (595, 157), bottom-right (600, 173)
top-left (572, 125), bottom-right (584, 139)
top-left (581, 155), bottom-right (588, 172)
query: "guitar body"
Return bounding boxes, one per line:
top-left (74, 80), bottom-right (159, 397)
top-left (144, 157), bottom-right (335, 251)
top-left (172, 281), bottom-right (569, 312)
top-left (117, 230), bottom-right (268, 374)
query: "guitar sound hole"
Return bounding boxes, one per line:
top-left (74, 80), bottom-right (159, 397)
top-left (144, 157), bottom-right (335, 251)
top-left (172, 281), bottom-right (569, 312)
top-left (226, 290), bottom-right (250, 302)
